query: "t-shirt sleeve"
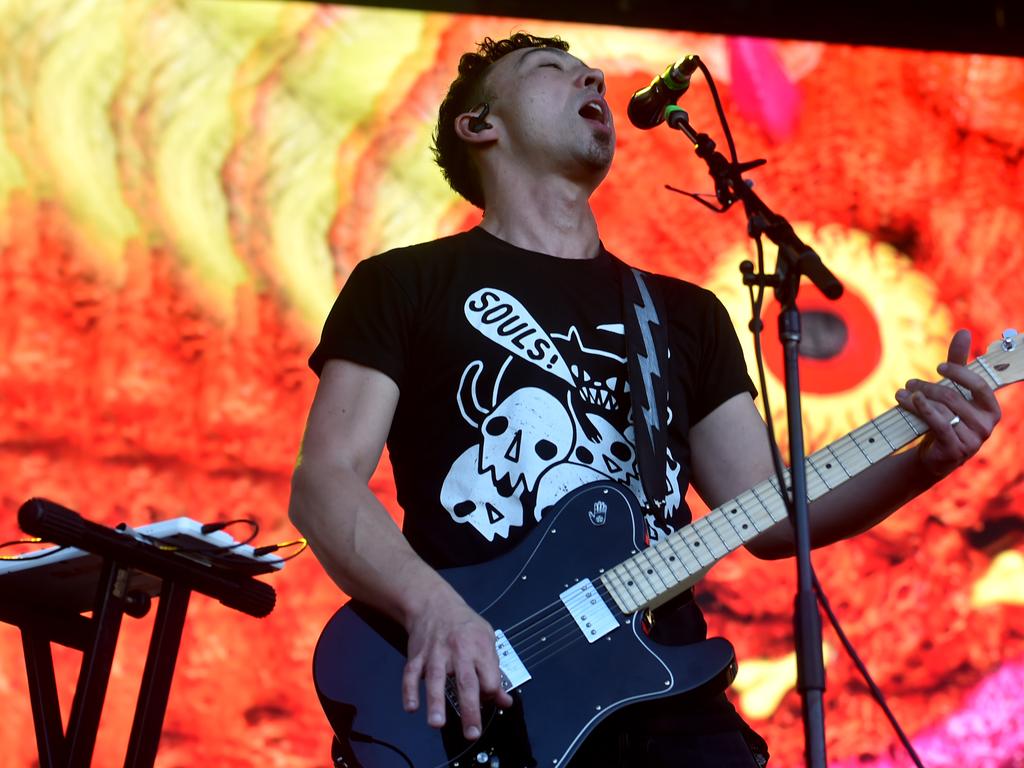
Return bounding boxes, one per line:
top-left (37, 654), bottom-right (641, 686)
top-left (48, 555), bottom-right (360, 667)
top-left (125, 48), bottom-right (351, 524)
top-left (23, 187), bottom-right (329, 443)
top-left (308, 256), bottom-right (415, 387)
top-left (689, 292), bottom-right (758, 425)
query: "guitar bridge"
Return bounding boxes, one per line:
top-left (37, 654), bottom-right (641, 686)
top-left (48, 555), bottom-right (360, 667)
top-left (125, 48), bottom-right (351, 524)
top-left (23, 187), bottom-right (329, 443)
top-left (496, 629), bottom-right (531, 691)
top-left (443, 629), bottom-right (531, 715)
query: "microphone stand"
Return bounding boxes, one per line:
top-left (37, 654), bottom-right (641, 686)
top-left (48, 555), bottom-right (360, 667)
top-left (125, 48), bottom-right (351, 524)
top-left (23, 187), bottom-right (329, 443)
top-left (662, 104), bottom-right (841, 768)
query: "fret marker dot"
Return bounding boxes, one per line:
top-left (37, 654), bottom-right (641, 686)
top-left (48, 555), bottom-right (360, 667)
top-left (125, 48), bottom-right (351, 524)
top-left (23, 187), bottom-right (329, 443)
top-left (742, 524), bottom-right (749, 529)
top-left (646, 569), bottom-right (653, 575)
top-left (730, 508), bottom-right (737, 514)
top-left (692, 541), bottom-right (700, 547)
top-left (869, 437), bottom-right (875, 443)
top-left (669, 556), bottom-right (676, 561)
top-left (825, 463), bottom-right (832, 469)
top-left (627, 580), bottom-right (634, 586)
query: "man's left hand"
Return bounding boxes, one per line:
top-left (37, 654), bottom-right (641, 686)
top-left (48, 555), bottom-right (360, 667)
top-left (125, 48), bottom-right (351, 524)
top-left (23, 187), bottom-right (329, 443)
top-left (896, 329), bottom-right (1002, 478)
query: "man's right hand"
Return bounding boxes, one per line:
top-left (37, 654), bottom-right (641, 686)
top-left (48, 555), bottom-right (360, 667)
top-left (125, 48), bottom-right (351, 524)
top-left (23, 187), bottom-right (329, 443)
top-left (290, 362), bottom-right (516, 741)
top-left (401, 587), bottom-right (515, 740)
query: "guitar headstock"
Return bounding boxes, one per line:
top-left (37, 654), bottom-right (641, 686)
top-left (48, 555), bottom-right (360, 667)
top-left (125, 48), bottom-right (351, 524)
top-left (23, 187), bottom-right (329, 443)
top-left (983, 328), bottom-right (1024, 386)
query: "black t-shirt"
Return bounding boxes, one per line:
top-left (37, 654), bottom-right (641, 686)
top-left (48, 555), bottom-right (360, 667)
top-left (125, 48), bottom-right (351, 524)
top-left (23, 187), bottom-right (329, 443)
top-left (309, 227), bottom-right (755, 570)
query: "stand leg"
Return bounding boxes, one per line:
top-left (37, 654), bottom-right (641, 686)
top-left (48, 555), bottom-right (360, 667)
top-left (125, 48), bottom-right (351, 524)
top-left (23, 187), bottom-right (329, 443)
top-left (123, 580), bottom-right (191, 768)
top-left (22, 628), bottom-right (67, 768)
top-left (65, 559), bottom-right (128, 768)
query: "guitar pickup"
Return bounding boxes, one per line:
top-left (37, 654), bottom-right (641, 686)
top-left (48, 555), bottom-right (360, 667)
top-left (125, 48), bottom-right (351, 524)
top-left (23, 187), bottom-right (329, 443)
top-left (560, 579), bottom-right (619, 643)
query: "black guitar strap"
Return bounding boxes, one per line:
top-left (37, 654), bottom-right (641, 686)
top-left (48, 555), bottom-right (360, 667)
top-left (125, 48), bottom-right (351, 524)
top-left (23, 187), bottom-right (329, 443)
top-left (618, 261), bottom-right (670, 529)
top-left (619, 263), bottom-right (705, 639)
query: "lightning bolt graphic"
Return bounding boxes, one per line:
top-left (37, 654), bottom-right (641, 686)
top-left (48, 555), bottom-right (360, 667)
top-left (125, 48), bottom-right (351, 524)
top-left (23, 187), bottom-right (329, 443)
top-left (631, 270), bottom-right (663, 446)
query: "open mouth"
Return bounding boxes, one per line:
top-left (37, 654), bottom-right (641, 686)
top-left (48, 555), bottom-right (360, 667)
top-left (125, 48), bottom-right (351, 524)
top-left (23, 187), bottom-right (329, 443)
top-left (578, 99), bottom-right (608, 126)
top-left (580, 385), bottom-right (617, 410)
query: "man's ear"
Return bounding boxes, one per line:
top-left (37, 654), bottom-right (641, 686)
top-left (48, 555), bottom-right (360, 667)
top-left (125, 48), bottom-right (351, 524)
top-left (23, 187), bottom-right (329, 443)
top-left (454, 104), bottom-right (496, 142)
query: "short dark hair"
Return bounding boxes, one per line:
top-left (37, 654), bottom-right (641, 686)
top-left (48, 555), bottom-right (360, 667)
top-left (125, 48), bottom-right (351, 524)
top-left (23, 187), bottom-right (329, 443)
top-left (432, 33), bottom-right (569, 210)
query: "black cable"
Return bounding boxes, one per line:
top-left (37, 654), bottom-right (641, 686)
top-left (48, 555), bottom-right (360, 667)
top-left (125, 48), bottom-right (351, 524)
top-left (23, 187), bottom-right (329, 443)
top-left (663, 183), bottom-right (725, 212)
top-left (813, 572), bottom-right (926, 768)
top-left (114, 518), bottom-right (308, 575)
top-left (252, 537), bottom-right (308, 562)
top-left (0, 537), bottom-right (65, 561)
top-left (121, 518), bottom-right (260, 555)
top-left (746, 234), bottom-right (790, 504)
top-left (347, 732), bottom-right (414, 768)
top-left (696, 58), bottom-right (739, 164)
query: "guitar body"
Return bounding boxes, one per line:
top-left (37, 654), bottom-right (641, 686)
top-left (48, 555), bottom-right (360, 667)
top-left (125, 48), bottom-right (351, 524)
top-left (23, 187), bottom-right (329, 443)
top-left (314, 481), bottom-right (737, 768)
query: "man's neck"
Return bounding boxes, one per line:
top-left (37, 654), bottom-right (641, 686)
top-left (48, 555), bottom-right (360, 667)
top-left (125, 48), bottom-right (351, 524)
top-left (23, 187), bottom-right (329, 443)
top-left (477, 175), bottom-right (601, 260)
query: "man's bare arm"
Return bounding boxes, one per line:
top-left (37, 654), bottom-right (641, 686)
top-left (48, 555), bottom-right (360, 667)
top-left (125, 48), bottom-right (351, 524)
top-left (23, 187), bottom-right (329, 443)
top-left (289, 359), bottom-right (511, 740)
top-left (689, 331), bottom-right (1001, 560)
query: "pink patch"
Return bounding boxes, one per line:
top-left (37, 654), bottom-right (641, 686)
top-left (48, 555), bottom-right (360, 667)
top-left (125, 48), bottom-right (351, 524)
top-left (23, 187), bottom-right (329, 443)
top-left (727, 37), bottom-right (801, 143)
top-left (829, 659), bottom-right (1024, 767)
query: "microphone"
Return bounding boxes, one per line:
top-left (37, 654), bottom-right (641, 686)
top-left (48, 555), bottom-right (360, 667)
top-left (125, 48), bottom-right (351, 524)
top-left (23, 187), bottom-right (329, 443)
top-left (627, 55), bottom-right (701, 130)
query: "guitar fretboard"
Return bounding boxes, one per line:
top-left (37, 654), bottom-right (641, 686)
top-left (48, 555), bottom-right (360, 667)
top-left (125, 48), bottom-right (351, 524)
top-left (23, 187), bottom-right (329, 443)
top-left (599, 354), bottom-right (1009, 614)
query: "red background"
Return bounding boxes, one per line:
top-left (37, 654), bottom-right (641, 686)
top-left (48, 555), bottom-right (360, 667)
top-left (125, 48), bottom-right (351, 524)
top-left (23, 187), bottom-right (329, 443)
top-left (1, 4), bottom-right (1023, 766)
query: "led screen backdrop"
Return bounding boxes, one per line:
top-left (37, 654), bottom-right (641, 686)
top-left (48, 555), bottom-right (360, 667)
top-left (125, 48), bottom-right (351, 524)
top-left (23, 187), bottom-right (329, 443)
top-left (1, 1), bottom-right (1023, 766)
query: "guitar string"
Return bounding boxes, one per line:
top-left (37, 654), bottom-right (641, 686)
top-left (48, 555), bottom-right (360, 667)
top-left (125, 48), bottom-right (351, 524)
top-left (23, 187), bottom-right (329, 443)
top-left (735, 400), bottom-right (930, 525)
top-left (498, 532), bottom-right (684, 641)
top-left (499, 577), bottom-right (617, 640)
top-left (499, 569), bottom-right (653, 653)
top-left (502, 548), bottom-right (674, 649)
top-left (500, 589), bottom-right (613, 653)
top-left (503, 585), bottom-right (619, 647)
top-left (506, 576), bottom-right (623, 654)
top-left (517, 619), bottom-right (601, 671)
top-left (511, 573), bottom-right (697, 667)
top-left (495, 538), bottom-right (688, 645)
top-left (505, 618), bottom-right (610, 680)
top-left (779, 366), bottom-right (994, 509)
top-left (510, 613), bottom-right (590, 660)
top-left (511, 582), bottom-right (620, 666)
top-left (493, 521), bottom-right (681, 641)
top-left (654, 404), bottom-right (930, 573)
top-left (495, 369), bottom-right (992, 660)
top-left (515, 584), bottom-right (623, 669)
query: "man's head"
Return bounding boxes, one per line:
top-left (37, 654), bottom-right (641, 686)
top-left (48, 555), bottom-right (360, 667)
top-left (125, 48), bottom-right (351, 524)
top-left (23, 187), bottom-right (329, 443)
top-left (432, 33), bottom-right (613, 210)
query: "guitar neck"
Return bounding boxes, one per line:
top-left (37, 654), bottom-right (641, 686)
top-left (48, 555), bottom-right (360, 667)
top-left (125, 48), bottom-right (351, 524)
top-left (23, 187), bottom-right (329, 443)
top-left (600, 354), bottom-right (1010, 614)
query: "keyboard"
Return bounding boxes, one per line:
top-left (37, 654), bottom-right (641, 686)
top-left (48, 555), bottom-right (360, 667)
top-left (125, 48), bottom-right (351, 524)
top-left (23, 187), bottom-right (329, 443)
top-left (0, 517), bottom-right (284, 613)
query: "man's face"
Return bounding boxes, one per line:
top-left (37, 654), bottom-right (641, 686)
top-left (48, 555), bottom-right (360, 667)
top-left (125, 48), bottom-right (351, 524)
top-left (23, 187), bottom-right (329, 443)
top-left (482, 46), bottom-right (615, 183)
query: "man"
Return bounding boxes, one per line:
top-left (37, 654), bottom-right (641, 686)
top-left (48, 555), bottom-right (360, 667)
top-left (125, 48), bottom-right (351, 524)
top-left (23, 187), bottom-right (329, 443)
top-left (289, 33), bottom-right (1001, 766)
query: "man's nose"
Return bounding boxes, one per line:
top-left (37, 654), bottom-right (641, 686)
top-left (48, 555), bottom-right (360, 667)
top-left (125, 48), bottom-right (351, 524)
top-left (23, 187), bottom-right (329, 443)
top-left (581, 67), bottom-right (606, 95)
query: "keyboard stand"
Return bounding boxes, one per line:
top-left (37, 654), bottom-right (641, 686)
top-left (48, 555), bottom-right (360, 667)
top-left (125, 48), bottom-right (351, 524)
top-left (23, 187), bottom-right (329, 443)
top-left (1, 498), bottom-right (277, 768)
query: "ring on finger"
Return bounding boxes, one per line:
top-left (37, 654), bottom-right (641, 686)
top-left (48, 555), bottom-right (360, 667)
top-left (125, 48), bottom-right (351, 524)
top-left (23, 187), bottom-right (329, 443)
top-left (949, 415), bottom-right (962, 427)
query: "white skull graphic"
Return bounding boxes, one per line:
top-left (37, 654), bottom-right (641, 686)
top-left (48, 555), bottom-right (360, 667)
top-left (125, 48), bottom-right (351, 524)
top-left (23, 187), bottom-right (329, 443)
top-left (568, 412), bottom-right (640, 486)
top-left (441, 447), bottom-right (525, 541)
top-left (480, 387), bottom-right (573, 495)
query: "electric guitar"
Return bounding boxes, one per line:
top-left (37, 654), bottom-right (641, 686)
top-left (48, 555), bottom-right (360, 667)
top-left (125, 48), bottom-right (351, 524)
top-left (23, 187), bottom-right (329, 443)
top-left (313, 330), bottom-right (1023, 768)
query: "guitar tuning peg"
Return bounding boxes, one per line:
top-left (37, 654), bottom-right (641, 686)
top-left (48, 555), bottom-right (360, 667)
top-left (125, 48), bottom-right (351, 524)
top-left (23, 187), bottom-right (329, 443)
top-left (1002, 329), bottom-right (1019, 351)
